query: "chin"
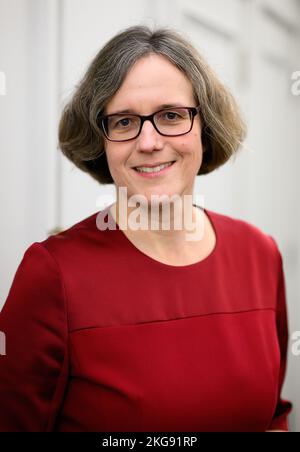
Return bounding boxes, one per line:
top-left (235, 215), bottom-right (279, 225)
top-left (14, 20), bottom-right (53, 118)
top-left (144, 189), bottom-right (183, 204)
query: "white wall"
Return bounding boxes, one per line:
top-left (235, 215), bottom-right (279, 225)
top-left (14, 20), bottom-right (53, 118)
top-left (0, 0), bottom-right (61, 304)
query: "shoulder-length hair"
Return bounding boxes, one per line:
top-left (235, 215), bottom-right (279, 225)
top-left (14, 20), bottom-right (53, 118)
top-left (58, 25), bottom-right (247, 184)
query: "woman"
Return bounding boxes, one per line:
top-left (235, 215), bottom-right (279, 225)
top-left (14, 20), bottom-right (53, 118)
top-left (0, 25), bottom-right (292, 432)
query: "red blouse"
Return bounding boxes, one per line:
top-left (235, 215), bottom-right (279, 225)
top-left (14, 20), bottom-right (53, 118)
top-left (0, 206), bottom-right (292, 431)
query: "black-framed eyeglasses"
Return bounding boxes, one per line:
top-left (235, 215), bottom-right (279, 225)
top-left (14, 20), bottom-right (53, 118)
top-left (97, 106), bottom-right (201, 142)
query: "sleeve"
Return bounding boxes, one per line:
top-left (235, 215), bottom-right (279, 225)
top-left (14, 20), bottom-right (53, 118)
top-left (0, 242), bottom-right (69, 432)
top-left (266, 238), bottom-right (293, 431)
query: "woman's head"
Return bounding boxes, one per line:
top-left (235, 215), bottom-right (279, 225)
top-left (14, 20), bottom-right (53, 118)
top-left (59, 25), bottom-right (247, 196)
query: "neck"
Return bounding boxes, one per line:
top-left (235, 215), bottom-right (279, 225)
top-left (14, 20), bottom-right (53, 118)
top-left (110, 193), bottom-right (205, 248)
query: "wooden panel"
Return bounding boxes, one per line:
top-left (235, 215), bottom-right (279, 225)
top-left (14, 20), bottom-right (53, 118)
top-left (259, 5), bottom-right (295, 61)
top-left (262, 0), bottom-right (300, 28)
top-left (179, 0), bottom-right (241, 36)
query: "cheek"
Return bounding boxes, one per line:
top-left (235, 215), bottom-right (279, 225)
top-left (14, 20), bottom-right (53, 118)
top-left (177, 132), bottom-right (203, 157)
top-left (103, 147), bottom-right (120, 182)
top-left (105, 143), bottom-right (133, 181)
top-left (105, 143), bottom-right (124, 167)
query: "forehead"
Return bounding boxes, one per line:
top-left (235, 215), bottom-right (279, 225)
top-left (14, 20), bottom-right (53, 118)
top-left (106, 54), bottom-right (195, 114)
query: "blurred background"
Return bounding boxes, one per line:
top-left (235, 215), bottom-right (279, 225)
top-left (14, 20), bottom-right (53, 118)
top-left (0, 0), bottom-right (299, 431)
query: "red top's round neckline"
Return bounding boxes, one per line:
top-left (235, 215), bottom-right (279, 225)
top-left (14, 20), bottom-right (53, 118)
top-left (106, 203), bottom-right (218, 269)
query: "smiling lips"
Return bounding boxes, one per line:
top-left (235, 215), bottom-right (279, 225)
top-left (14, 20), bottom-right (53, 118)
top-left (132, 161), bottom-right (176, 178)
top-left (134, 161), bottom-right (176, 173)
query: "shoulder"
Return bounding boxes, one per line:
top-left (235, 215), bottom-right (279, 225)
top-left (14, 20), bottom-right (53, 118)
top-left (207, 208), bottom-right (282, 268)
top-left (20, 210), bottom-right (107, 275)
top-left (38, 210), bottom-right (103, 255)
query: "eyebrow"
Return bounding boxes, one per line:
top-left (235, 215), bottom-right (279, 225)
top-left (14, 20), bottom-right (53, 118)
top-left (107, 103), bottom-right (187, 115)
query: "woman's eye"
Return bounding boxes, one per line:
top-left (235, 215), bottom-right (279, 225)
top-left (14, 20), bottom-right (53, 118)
top-left (165, 112), bottom-right (179, 120)
top-left (161, 110), bottom-right (186, 122)
top-left (116, 118), bottom-right (131, 127)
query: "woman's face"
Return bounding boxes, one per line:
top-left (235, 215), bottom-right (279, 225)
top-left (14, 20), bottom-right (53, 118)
top-left (103, 54), bottom-right (203, 202)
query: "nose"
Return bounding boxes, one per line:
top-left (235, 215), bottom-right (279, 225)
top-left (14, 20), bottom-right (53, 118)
top-left (136, 119), bottom-right (163, 153)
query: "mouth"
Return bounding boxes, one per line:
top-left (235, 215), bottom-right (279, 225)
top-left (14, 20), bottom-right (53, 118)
top-left (132, 161), bottom-right (177, 178)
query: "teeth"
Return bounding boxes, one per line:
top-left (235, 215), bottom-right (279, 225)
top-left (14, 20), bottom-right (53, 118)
top-left (135, 162), bottom-right (174, 173)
